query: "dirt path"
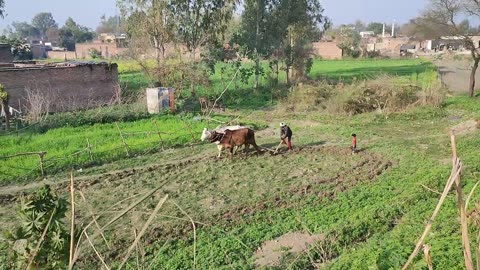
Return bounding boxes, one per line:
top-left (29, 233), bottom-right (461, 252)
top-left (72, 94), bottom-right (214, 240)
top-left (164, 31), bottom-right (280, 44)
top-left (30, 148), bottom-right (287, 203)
top-left (254, 232), bottom-right (324, 268)
top-left (433, 59), bottom-right (480, 94)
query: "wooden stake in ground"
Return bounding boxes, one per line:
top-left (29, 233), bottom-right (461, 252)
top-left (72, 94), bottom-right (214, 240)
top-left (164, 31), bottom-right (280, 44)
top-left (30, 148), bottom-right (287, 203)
top-left (86, 138), bottom-right (94, 162)
top-left (26, 209), bottom-right (56, 270)
top-left (451, 131), bottom-right (475, 270)
top-left (116, 122), bottom-right (130, 157)
top-left (152, 119), bottom-right (165, 150)
top-left (38, 152), bottom-right (46, 177)
top-left (423, 244), bottom-right (433, 270)
top-left (68, 171), bottom-right (75, 270)
top-left (117, 194), bottom-right (169, 270)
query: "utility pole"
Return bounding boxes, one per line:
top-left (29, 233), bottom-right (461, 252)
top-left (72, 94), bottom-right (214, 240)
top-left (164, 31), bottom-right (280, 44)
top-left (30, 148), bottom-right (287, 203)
top-left (391, 20), bottom-right (395, 38)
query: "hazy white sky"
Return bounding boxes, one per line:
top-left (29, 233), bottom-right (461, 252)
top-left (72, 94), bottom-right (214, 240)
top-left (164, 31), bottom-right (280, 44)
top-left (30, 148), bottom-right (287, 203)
top-left (0, 0), bottom-right (430, 31)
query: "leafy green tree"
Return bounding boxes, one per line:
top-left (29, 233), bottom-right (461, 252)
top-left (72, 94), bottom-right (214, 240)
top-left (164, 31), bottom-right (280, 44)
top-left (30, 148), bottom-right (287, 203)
top-left (10, 21), bottom-right (41, 39)
top-left (0, 36), bottom-right (33, 60)
top-left (237, 0), bottom-right (328, 86)
top-left (366, 22), bottom-right (384, 35)
top-left (276, 0), bottom-right (328, 82)
top-left (31, 12), bottom-right (57, 40)
top-left (59, 18), bottom-right (94, 51)
top-left (336, 27), bottom-right (361, 58)
top-left (235, 0), bottom-right (279, 89)
top-left (120, 0), bottom-right (175, 62)
top-left (171, 0), bottom-right (236, 61)
top-left (0, 0), bottom-right (4, 18)
top-left (96, 14), bottom-right (126, 34)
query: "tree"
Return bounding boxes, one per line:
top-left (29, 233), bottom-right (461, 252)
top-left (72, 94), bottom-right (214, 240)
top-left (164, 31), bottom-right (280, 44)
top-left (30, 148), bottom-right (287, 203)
top-left (59, 18), bottom-right (94, 51)
top-left (236, 0), bottom-right (328, 87)
top-left (276, 0), bottom-right (329, 82)
top-left (336, 27), bottom-right (361, 57)
top-left (0, 0), bottom-right (4, 18)
top-left (31, 12), bottom-right (57, 40)
top-left (366, 22), bottom-right (384, 35)
top-left (0, 36), bottom-right (33, 60)
top-left (171, 0), bottom-right (237, 61)
top-left (120, 0), bottom-right (175, 63)
top-left (354, 19), bottom-right (366, 31)
top-left (235, 0), bottom-right (279, 89)
top-left (10, 21), bottom-right (40, 39)
top-left (420, 0), bottom-right (480, 97)
top-left (96, 14), bottom-right (126, 34)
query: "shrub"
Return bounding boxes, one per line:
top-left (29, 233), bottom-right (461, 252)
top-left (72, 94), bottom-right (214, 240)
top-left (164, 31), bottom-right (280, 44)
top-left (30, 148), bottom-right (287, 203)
top-left (88, 48), bottom-right (102, 59)
top-left (283, 74), bottom-right (446, 115)
top-left (280, 82), bottom-right (334, 112)
top-left (32, 104), bottom-right (150, 133)
top-left (4, 185), bottom-right (70, 269)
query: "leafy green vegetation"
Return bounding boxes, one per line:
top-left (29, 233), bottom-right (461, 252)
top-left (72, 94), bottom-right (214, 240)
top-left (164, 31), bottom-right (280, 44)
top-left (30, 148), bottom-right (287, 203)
top-left (0, 115), bottom-right (206, 184)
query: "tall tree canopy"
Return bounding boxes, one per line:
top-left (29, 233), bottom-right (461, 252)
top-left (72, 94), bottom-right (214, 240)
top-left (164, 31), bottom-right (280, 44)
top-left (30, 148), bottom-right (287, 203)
top-left (96, 14), bottom-right (126, 34)
top-left (119, 0), bottom-right (176, 62)
top-left (236, 0), bottom-right (328, 86)
top-left (366, 22), bottom-right (384, 35)
top-left (31, 12), bottom-right (57, 39)
top-left (59, 18), bottom-right (94, 51)
top-left (171, 0), bottom-right (237, 60)
top-left (0, 0), bottom-right (5, 18)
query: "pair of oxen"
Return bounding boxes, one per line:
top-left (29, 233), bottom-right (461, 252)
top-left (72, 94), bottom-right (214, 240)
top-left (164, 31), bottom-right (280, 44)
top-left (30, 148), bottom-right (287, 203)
top-left (200, 125), bottom-right (262, 157)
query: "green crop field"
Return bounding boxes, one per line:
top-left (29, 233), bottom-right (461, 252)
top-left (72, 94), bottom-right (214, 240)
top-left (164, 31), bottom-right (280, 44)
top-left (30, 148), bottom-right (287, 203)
top-left (1, 58), bottom-right (478, 269)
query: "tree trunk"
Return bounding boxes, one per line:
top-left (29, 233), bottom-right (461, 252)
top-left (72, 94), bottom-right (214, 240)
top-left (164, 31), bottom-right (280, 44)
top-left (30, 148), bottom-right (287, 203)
top-left (254, 0), bottom-right (260, 90)
top-left (190, 48), bottom-right (197, 97)
top-left (254, 54), bottom-right (260, 90)
top-left (1, 101), bottom-right (9, 130)
top-left (469, 57), bottom-right (479, 97)
top-left (285, 67), bottom-right (290, 85)
top-left (275, 61), bottom-right (279, 86)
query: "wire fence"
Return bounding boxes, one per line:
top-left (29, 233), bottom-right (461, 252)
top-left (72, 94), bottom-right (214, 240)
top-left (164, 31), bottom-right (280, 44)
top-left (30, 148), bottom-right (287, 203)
top-left (0, 119), bottom-right (204, 183)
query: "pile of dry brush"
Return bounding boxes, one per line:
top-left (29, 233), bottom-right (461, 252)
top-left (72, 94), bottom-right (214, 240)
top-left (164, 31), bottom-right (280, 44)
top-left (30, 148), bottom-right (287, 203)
top-left (282, 75), bottom-right (446, 115)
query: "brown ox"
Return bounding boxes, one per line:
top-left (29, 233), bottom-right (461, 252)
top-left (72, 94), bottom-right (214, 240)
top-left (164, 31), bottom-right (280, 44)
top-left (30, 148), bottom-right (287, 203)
top-left (212, 128), bottom-right (262, 157)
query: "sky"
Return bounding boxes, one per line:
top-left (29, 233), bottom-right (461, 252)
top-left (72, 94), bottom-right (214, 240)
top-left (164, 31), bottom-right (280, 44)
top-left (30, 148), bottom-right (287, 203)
top-left (320, 0), bottom-right (429, 26)
top-left (0, 0), bottom-right (430, 31)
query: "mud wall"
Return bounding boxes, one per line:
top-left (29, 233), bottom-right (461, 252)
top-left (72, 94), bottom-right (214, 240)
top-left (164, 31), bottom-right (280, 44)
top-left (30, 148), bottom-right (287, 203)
top-left (0, 63), bottom-right (119, 112)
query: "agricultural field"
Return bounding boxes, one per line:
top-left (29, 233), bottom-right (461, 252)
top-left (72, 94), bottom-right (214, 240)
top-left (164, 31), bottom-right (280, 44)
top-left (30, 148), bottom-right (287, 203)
top-left (1, 59), bottom-right (479, 269)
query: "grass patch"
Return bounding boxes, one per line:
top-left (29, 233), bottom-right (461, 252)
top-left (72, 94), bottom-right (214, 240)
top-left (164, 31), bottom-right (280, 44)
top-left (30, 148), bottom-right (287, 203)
top-left (118, 58), bottom-right (435, 110)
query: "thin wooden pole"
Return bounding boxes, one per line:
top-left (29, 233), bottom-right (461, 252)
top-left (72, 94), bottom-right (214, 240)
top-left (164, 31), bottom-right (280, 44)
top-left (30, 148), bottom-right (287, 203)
top-left (86, 138), bottom-right (94, 162)
top-left (152, 119), bottom-right (165, 150)
top-left (116, 123), bottom-right (130, 157)
top-left (181, 119), bottom-right (196, 142)
top-left (451, 131), bottom-right (475, 270)
top-left (38, 152), bottom-right (46, 177)
top-left (68, 171), bottom-right (75, 270)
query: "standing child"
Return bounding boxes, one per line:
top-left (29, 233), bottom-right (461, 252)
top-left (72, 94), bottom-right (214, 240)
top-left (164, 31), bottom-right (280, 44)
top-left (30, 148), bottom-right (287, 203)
top-left (351, 133), bottom-right (357, 154)
top-left (280, 122), bottom-right (293, 151)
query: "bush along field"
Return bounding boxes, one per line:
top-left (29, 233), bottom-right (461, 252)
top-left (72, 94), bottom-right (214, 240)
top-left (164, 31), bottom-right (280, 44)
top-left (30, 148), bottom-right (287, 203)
top-left (1, 59), bottom-right (479, 269)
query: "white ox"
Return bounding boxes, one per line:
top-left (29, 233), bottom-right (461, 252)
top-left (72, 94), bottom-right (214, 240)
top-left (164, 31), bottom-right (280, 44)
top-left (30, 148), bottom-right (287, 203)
top-left (201, 125), bottom-right (246, 157)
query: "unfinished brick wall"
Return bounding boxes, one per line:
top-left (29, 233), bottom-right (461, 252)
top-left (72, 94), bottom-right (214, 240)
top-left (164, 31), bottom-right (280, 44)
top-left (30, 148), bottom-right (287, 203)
top-left (75, 43), bottom-right (127, 59)
top-left (47, 51), bottom-right (77, 60)
top-left (312, 42), bottom-right (343, 59)
top-left (0, 63), bottom-right (119, 112)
